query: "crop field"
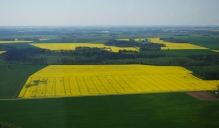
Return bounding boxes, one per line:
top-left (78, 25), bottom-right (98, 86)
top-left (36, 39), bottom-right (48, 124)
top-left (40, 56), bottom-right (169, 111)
top-left (116, 38), bottom-right (146, 42)
top-left (0, 41), bottom-right (33, 43)
top-left (148, 38), bottom-right (209, 50)
top-left (1, 93), bottom-right (219, 128)
top-left (1, 92), bottom-right (219, 128)
top-left (212, 50), bottom-right (219, 52)
top-left (18, 65), bottom-right (219, 98)
top-left (134, 38), bottom-right (146, 42)
top-left (116, 38), bottom-right (130, 41)
top-left (39, 38), bottom-right (50, 41)
top-left (29, 43), bottom-right (139, 52)
top-left (0, 51), bottom-right (6, 54)
top-left (180, 36), bottom-right (219, 49)
top-left (0, 60), bottom-right (46, 98)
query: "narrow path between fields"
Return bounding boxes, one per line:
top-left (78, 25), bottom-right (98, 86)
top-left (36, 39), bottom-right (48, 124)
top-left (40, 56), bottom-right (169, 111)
top-left (187, 91), bottom-right (219, 100)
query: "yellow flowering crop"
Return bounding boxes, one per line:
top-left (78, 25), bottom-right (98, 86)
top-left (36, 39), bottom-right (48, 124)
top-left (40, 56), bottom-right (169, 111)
top-left (116, 38), bottom-right (130, 41)
top-left (148, 38), bottom-right (209, 50)
top-left (212, 50), bottom-right (219, 52)
top-left (18, 65), bottom-right (219, 98)
top-left (29, 43), bottom-right (139, 52)
top-left (0, 51), bottom-right (6, 54)
top-left (0, 41), bottom-right (33, 44)
top-left (39, 38), bottom-right (50, 41)
top-left (134, 38), bottom-right (146, 42)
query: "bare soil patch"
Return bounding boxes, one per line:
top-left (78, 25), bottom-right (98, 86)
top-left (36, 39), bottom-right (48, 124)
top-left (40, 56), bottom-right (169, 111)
top-left (187, 91), bottom-right (218, 100)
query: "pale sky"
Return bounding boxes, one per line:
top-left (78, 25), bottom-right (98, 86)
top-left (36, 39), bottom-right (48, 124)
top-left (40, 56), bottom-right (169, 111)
top-left (0, 0), bottom-right (219, 26)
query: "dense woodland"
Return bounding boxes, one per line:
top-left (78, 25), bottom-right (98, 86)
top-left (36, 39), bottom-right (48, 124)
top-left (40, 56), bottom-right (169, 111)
top-left (193, 66), bottom-right (219, 80)
top-left (2, 47), bottom-right (165, 65)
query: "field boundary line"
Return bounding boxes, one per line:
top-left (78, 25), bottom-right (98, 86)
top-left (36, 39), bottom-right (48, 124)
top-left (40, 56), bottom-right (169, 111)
top-left (68, 77), bottom-right (72, 95)
top-left (132, 75), bottom-right (153, 91)
top-left (110, 76), bottom-right (127, 93)
top-left (62, 77), bottom-right (66, 96)
top-left (83, 76), bottom-right (91, 94)
top-left (118, 76), bottom-right (136, 92)
top-left (124, 75), bottom-right (145, 92)
top-left (149, 74), bottom-right (173, 91)
top-left (90, 76), bottom-right (101, 94)
top-left (97, 76), bottom-right (110, 93)
top-left (132, 75), bottom-right (154, 92)
top-left (75, 77), bottom-right (82, 95)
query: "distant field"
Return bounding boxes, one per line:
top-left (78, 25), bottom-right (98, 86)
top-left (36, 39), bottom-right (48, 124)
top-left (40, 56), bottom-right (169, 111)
top-left (39, 39), bottom-right (108, 43)
top-left (0, 43), bottom-right (40, 49)
top-left (29, 43), bottom-right (139, 52)
top-left (18, 65), bottom-right (218, 98)
top-left (0, 41), bottom-right (33, 43)
top-left (0, 51), bottom-right (6, 54)
top-left (180, 36), bottom-right (219, 49)
top-left (39, 38), bottom-right (50, 41)
top-left (150, 49), bottom-right (218, 57)
top-left (212, 50), bottom-right (219, 52)
top-left (148, 38), bottom-right (209, 50)
top-left (116, 38), bottom-right (146, 42)
top-left (116, 38), bottom-right (130, 41)
top-left (134, 38), bottom-right (146, 42)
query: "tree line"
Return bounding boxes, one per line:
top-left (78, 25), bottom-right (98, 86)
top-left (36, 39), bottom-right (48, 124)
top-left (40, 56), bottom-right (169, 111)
top-left (2, 47), bottom-right (164, 65)
top-left (1, 46), bottom-right (219, 80)
top-left (160, 37), bottom-right (188, 43)
top-left (2, 47), bottom-right (217, 66)
top-left (193, 66), bottom-right (219, 80)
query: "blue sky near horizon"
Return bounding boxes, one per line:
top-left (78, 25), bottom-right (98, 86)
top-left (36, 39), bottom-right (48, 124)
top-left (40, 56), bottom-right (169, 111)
top-left (0, 0), bottom-right (219, 26)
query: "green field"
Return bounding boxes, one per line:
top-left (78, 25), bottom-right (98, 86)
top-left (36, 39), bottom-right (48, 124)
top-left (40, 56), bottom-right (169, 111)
top-left (163, 36), bottom-right (219, 50)
top-left (0, 43), bottom-right (40, 49)
top-left (0, 60), bottom-right (45, 98)
top-left (141, 49), bottom-right (218, 57)
top-left (187, 37), bottom-right (219, 49)
top-left (0, 93), bottom-right (219, 128)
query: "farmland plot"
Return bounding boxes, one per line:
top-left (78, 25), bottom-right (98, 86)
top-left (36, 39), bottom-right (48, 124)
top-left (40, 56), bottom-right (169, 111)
top-left (18, 65), bottom-right (219, 98)
top-left (134, 38), bottom-right (146, 42)
top-left (0, 41), bottom-right (33, 43)
top-left (0, 51), bottom-right (6, 54)
top-left (116, 38), bottom-right (130, 41)
top-left (212, 50), bottom-right (219, 52)
top-left (29, 43), bottom-right (139, 52)
top-left (148, 38), bottom-right (209, 50)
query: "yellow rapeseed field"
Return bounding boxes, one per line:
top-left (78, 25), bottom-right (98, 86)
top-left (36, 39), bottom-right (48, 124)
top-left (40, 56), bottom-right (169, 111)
top-left (134, 38), bottom-right (146, 42)
top-left (148, 38), bottom-right (209, 50)
top-left (18, 65), bottom-right (219, 98)
top-left (0, 41), bottom-right (33, 44)
top-left (39, 38), bottom-right (50, 41)
top-left (0, 51), bottom-right (6, 54)
top-left (212, 50), bottom-right (219, 52)
top-left (116, 38), bottom-right (130, 41)
top-left (29, 43), bottom-right (139, 52)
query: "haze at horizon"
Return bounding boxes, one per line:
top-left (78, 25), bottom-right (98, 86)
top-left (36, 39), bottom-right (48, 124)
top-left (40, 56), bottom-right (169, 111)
top-left (0, 0), bottom-right (219, 26)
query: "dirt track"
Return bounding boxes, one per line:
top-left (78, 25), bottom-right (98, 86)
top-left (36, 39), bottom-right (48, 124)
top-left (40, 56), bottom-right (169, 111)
top-left (187, 91), bottom-right (219, 100)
